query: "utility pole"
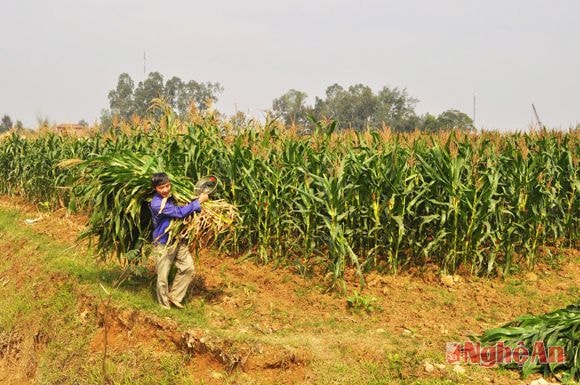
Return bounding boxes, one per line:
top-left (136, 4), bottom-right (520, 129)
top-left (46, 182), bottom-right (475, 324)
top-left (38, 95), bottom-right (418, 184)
top-left (143, 52), bottom-right (147, 77)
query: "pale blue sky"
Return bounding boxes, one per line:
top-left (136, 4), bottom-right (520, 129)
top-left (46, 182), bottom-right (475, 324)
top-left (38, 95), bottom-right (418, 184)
top-left (1, 0), bottom-right (579, 130)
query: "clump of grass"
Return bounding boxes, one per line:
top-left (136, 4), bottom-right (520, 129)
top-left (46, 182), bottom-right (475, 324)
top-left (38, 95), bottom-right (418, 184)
top-left (346, 290), bottom-right (380, 314)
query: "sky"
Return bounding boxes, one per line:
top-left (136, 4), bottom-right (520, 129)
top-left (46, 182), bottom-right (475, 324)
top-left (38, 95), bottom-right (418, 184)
top-left (1, 0), bottom-right (579, 131)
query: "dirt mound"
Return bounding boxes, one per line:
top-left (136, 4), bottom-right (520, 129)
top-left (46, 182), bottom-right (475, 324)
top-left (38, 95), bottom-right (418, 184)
top-left (86, 298), bottom-right (311, 384)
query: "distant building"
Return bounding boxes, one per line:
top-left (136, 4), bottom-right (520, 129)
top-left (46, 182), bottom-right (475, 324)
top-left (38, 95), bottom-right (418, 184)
top-left (53, 123), bottom-right (91, 136)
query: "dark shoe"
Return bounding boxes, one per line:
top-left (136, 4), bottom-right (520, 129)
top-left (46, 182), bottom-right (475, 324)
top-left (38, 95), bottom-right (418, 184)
top-left (168, 297), bottom-right (184, 309)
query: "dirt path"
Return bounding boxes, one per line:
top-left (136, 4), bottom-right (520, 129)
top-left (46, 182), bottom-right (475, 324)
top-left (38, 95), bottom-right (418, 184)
top-left (0, 196), bottom-right (578, 384)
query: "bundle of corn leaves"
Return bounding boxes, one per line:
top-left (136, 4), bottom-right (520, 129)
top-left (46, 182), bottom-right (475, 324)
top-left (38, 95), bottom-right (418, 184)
top-left (476, 304), bottom-right (580, 381)
top-left (62, 151), bottom-right (238, 263)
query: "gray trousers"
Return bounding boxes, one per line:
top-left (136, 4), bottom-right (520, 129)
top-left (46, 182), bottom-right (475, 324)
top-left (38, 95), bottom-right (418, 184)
top-left (154, 243), bottom-right (194, 307)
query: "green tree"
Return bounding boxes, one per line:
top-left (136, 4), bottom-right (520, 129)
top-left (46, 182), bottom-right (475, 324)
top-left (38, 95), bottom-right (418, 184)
top-left (108, 73), bottom-right (135, 121)
top-left (175, 80), bottom-right (223, 116)
top-left (0, 115), bottom-right (12, 133)
top-left (104, 72), bottom-right (222, 124)
top-left (133, 71), bottom-right (165, 118)
top-left (373, 87), bottom-right (418, 131)
top-left (311, 84), bottom-right (418, 131)
top-left (419, 113), bottom-right (439, 132)
top-left (435, 109), bottom-right (474, 131)
top-left (313, 83), bottom-right (345, 122)
top-left (340, 84), bottom-right (377, 130)
top-left (272, 89), bottom-right (309, 126)
top-left (99, 109), bottom-right (114, 131)
top-left (164, 76), bottom-right (183, 110)
top-left (418, 109), bottom-right (474, 132)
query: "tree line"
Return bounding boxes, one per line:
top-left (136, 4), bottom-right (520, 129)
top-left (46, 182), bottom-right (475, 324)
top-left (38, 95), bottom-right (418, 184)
top-left (100, 72), bottom-right (223, 127)
top-left (272, 86), bottom-right (473, 132)
top-left (102, 72), bottom-right (473, 132)
top-left (0, 115), bottom-right (23, 134)
top-left (1, 72), bottom-right (473, 132)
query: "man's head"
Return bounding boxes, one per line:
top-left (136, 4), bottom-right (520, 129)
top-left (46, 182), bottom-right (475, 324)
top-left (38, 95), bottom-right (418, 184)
top-left (152, 172), bottom-right (171, 198)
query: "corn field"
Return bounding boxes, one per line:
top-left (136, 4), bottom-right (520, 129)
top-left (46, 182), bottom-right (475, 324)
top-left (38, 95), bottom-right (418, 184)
top-left (0, 108), bottom-right (578, 282)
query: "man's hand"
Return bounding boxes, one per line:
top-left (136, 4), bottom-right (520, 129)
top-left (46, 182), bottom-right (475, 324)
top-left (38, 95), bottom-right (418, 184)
top-left (198, 193), bottom-right (209, 204)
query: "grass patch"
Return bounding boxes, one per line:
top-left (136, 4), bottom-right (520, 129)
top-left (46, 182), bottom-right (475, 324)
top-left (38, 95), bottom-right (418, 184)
top-left (0, 206), bottom-right (207, 383)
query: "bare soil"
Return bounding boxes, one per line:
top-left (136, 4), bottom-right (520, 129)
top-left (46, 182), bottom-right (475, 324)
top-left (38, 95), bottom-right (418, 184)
top-left (0, 196), bottom-right (578, 384)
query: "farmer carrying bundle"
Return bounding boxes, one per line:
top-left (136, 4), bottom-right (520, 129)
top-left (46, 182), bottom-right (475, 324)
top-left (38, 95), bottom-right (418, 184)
top-left (150, 172), bottom-right (209, 310)
top-left (61, 151), bottom-right (238, 307)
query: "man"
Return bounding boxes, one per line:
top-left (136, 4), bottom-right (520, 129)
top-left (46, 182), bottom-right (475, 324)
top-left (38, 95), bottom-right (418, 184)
top-left (150, 172), bottom-right (209, 309)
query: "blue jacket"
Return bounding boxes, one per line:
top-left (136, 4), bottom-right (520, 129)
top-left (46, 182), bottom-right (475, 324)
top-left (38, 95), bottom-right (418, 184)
top-left (150, 193), bottom-right (202, 245)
